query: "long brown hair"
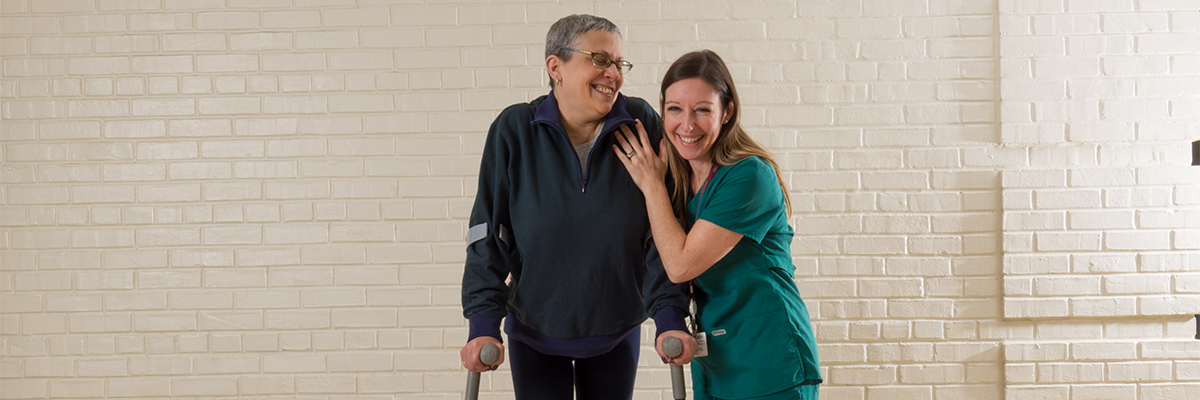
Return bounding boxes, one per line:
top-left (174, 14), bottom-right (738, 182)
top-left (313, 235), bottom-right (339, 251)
top-left (659, 50), bottom-right (792, 219)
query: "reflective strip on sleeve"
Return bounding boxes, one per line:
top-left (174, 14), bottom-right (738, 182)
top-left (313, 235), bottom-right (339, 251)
top-left (466, 223), bottom-right (488, 246)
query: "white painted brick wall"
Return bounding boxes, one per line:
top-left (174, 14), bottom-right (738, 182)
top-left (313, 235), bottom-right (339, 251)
top-left (1, 1), bottom-right (1198, 399)
top-left (1001, 0), bottom-right (1200, 322)
top-left (995, 1), bottom-right (1200, 398)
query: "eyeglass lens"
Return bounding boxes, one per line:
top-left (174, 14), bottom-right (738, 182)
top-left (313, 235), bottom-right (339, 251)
top-left (591, 53), bottom-right (630, 73)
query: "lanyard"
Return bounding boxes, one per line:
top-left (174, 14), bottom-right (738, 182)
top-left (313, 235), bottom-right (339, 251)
top-left (696, 165), bottom-right (720, 204)
top-left (687, 165), bottom-right (720, 334)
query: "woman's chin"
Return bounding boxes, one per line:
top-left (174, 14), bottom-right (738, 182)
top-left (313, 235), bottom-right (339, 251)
top-left (592, 104), bottom-right (614, 117)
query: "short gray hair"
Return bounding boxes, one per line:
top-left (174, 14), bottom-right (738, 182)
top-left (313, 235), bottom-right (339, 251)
top-left (545, 14), bottom-right (622, 85)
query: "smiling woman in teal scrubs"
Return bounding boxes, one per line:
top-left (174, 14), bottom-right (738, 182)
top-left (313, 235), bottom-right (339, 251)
top-left (614, 50), bottom-right (822, 399)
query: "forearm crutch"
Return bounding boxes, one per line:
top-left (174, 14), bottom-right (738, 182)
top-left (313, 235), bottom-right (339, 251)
top-left (663, 336), bottom-right (686, 400)
top-left (465, 343), bottom-right (500, 400)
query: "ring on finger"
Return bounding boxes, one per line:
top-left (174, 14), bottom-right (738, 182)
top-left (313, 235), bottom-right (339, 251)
top-left (625, 151), bottom-right (635, 158)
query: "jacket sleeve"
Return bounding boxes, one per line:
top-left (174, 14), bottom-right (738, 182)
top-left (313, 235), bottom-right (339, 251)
top-left (635, 106), bottom-right (690, 337)
top-left (461, 112), bottom-right (519, 342)
top-left (644, 240), bottom-right (690, 337)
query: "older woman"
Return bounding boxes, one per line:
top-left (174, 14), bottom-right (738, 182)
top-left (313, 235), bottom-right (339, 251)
top-left (459, 14), bottom-right (690, 399)
top-left (614, 50), bottom-right (822, 399)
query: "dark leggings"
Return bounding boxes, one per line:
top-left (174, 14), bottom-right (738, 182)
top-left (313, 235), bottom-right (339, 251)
top-left (507, 331), bottom-right (641, 400)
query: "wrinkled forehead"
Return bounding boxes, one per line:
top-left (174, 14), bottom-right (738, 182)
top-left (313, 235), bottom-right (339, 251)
top-left (571, 30), bottom-right (624, 57)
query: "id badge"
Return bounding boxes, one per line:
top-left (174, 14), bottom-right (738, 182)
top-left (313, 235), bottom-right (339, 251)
top-left (693, 332), bottom-right (708, 358)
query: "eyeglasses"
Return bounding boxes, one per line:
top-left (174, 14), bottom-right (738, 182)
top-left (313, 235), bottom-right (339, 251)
top-left (561, 47), bottom-right (633, 74)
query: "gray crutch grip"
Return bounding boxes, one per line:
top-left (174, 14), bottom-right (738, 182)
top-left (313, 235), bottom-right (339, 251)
top-left (466, 343), bottom-right (500, 400)
top-left (663, 336), bottom-right (686, 400)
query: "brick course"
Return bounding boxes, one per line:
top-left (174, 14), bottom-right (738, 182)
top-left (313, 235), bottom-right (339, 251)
top-left (1, 1), bottom-right (1197, 399)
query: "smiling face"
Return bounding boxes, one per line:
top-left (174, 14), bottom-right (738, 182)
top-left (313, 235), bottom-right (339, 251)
top-left (663, 77), bottom-right (732, 165)
top-left (547, 30), bottom-right (624, 122)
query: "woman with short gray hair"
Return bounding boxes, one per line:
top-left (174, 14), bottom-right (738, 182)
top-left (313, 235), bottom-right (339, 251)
top-left (460, 14), bottom-right (690, 399)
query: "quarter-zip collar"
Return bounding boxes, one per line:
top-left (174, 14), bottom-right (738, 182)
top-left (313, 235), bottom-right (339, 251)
top-left (532, 91), bottom-right (635, 192)
top-left (532, 90), bottom-right (635, 138)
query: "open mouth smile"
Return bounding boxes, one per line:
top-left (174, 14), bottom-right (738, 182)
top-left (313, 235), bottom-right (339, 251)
top-left (593, 85), bottom-right (614, 95)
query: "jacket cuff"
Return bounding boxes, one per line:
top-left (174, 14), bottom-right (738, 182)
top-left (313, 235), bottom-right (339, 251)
top-left (653, 306), bottom-right (689, 339)
top-left (468, 313), bottom-right (504, 343)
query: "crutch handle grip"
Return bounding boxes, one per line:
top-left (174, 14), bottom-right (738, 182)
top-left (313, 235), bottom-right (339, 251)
top-left (480, 343), bottom-right (500, 365)
top-left (663, 336), bottom-right (686, 400)
top-left (466, 343), bottom-right (500, 400)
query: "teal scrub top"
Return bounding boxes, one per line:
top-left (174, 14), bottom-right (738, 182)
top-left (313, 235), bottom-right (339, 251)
top-left (685, 157), bottom-right (822, 399)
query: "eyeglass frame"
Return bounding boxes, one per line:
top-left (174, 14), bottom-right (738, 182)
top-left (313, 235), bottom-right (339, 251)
top-left (560, 47), bottom-right (633, 74)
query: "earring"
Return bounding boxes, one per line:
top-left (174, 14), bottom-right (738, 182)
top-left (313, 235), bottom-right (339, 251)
top-left (556, 78), bottom-right (562, 86)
